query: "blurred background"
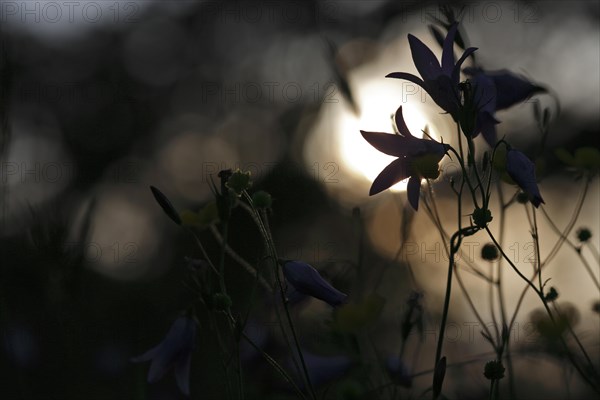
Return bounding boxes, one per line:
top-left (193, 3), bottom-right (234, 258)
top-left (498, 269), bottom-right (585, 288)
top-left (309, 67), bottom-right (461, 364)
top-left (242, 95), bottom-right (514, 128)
top-left (0, 0), bottom-right (598, 399)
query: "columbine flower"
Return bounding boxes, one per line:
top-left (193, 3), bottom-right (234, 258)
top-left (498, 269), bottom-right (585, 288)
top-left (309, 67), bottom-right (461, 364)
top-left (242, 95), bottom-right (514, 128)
top-left (386, 22), bottom-right (477, 120)
top-left (464, 67), bottom-right (546, 145)
top-left (360, 106), bottom-right (449, 210)
top-left (131, 316), bottom-right (198, 396)
top-left (505, 149), bottom-right (544, 207)
top-left (281, 260), bottom-right (347, 307)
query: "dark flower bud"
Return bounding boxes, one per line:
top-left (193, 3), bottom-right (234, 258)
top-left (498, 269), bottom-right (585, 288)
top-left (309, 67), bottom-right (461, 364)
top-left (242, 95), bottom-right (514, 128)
top-left (282, 260), bottom-right (347, 307)
top-left (484, 360), bottom-right (505, 380)
top-left (506, 149), bottom-right (544, 208)
top-left (544, 287), bottom-right (558, 302)
top-left (212, 293), bottom-right (232, 311)
top-left (472, 207), bottom-right (493, 228)
top-left (226, 169), bottom-right (252, 197)
top-left (150, 186), bottom-right (182, 226)
top-left (251, 190), bottom-right (272, 208)
top-left (576, 227), bottom-right (592, 243)
top-left (481, 243), bottom-right (499, 261)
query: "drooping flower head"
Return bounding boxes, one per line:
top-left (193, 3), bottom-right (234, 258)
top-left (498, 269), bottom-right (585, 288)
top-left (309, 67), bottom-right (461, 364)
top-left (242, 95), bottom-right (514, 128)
top-left (360, 106), bottom-right (449, 210)
top-left (464, 67), bottom-right (546, 145)
top-left (281, 260), bottom-right (347, 307)
top-left (505, 148), bottom-right (544, 207)
top-left (131, 316), bottom-right (198, 396)
top-left (387, 22), bottom-right (477, 120)
top-left (465, 68), bottom-right (546, 111)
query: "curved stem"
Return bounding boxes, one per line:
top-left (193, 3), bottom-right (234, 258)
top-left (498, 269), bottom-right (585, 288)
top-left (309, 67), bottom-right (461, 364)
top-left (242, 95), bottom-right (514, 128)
top-left (209, 225), bottom-right (273, 292)
top-left (485, 227), bottom-right (599, 393)
top-left (540, 176), bottom-right (590, 267)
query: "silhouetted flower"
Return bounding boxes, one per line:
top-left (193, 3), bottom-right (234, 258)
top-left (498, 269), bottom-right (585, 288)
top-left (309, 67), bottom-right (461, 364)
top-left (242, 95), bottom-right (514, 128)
top-left (505, 149), bottom-right (544, 207)
top-left (464, 67), bottom-right (546, 145)
top-left (465, 67), bottom-right (545, 111)
top-left (387, 22), bottom-right (477, 120)
top-left (461, 73), bottom-right (500, 146)
top-left (131, 316), bottom-right (198, 396)
top-left (361, 106), bottom-right (449, 210)
top-left (281, 260), bottom-right (347, 307)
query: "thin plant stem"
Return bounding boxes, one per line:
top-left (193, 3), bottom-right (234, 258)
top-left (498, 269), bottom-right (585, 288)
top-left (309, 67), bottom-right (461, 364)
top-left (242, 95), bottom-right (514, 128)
top-left (539, 207), bottom-right (600, 291)
top-left (209, 225), bottom-right (273, 292)
top-left (586, 241), bottom-right (600, 264)
top-left (241, 191), bottom-right (317, 400)
top-left (485, 227), bottom-right (600, 393)
top-left (540, 176), bottom-right (590, 268)
top-left (495, 181), bottom-right (516, 400)
top-left (532, 205), bottom-right (543, 291)
top-left (422, 181), bottom-right (496, 345)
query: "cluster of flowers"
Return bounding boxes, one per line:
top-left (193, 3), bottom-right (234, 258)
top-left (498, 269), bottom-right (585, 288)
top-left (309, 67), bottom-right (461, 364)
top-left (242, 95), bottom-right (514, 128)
top-left (362, 22), bottom-right (545, 210)
top-left (134, 19), bottom-right (553, 398)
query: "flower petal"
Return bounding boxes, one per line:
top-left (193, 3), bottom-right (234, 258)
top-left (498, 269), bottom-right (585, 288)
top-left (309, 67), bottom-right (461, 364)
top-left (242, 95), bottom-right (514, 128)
top-left (491, 70), bottom-right (546, 110)
top-left (130, 345), bottom-right (161, 363)
top-left (506, 150), bottom-right (545, 207)
top-left (477, 111), bottom-right (499, 147)
top-left (407, 34), bottom-right (442, 81)
top-left (370, 157), bottom-right (412, 196)
top-left (385, 72), bottom-right (425, 88)
top-left (451, 47), bottom-right (477, 84)
top-left (282, 261), bottom-right (348, 307)
top-left (407, 175), bottom-right (422, 211)
top-left (141, 317), bottom-right (197, 385)
top-left (147, 352), bottom-right (173, 384)
top-left (441, 22), bottom-right (459, 76)
top-left (394, 106), bottom-right (413, 138)
top-left (360, 130), bottom-right (425, 157)
top-left (174, 352), bottom-right (193, 396)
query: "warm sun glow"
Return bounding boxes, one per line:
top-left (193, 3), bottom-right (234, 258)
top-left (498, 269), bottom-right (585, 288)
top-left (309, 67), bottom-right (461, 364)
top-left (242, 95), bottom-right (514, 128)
top-left (338, 78), bottom-right (438, 192)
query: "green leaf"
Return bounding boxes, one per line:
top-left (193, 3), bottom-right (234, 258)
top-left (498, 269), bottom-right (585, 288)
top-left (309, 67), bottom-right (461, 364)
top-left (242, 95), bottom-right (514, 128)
top-left (554, 148), bottom-right (576, 166)
top-left (334, 294), bottom-right (386, 332)
top-left (574, 147), bottom-right (600, 170)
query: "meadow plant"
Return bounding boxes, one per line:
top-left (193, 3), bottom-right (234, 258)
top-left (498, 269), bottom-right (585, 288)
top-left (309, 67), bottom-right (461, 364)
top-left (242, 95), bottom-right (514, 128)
top-left (142, 9), bottom-right (600, 400)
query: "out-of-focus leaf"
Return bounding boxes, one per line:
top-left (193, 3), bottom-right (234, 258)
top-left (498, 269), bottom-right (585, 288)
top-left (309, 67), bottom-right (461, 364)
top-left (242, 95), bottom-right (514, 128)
top-left (323, 37), bottom-right (359, 115)
top-left (334, 294), bottom-right (386, 332)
